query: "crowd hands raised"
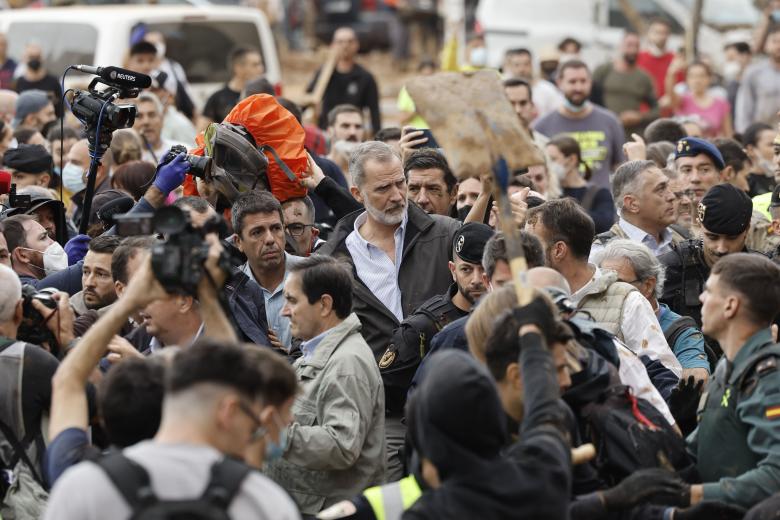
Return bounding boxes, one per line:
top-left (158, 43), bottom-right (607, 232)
top-left (4, 11), bottom-right (780, 520)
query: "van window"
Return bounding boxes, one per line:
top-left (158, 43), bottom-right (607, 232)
top-left (6, 22), bottom-right (97, 75)
top-left (607, 0), bottom-right (684, 34)
top-left (147, 21), bottom-right (263, 84)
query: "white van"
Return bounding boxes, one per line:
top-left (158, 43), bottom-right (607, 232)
top-left (476, 0), bottom-right (757, 71)
top-left (0, 5), bottom-right (280, 108)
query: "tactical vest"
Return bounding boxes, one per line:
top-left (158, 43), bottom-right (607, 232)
top-left (363, 475), bottom-right (422, 520)
top-left (660, 239), bottom-right (708, 327)
top-left (696, 342), bottom-right (780, 482)
top-left (576, 271), bottom-right (636, 342)
top-left (380, 291), bottom-right (466, 414)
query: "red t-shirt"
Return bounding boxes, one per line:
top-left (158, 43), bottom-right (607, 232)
top-left (637, 51), bottom-right (675, 99)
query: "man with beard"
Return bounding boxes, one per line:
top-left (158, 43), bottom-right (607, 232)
top-left (320, 141), bottom-right (460, 480)
top-left (15, 43), bottom-right (62, 118)
top-left (70, 236), bottom-right (121, 319)
top-left (533, 60), bottom-right (625, 188)
top-left (660, 183), bottom-right (756, 329)
top-left (233, 190), bottom-right (302, 352)
top-left (2, 214), bottom-right (67, 286)
top-left (593, 31), bottom-right (658, 138)
top-left (378, 223), bottom-right (493, 419)
top-left (326, 104), bottom-right (365, 181)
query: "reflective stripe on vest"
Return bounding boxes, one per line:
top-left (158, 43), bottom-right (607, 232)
top-left (363, 475), bottom-right (422, 520)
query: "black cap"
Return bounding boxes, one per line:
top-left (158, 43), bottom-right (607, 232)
top-left (770, 184), bottom-right (780, 209)
top-left (452, 222), bottom-right (494, 264)
top-left (674, 137), bottom-right (726, 170)
top-left (2, 144), bottom-right (52, 174)
top-left (89, 189), bottom-right (134, 225)
top-left (698, 183), bottom-right (752, 235)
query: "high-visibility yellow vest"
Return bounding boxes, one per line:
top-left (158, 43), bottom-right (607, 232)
top-left (362, 475), bottom-right (422, 520)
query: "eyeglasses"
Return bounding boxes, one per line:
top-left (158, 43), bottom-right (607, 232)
top-left (237, 400), bottom-right (267, 442)
top-left (286, 223), bottom-right (314, 237)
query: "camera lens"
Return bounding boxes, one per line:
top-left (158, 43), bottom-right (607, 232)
top-left (153, 206), bottom-right (189, 235)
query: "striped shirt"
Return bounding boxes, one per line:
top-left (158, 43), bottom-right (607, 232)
top-left (345, 210), bottom-right (408, 322)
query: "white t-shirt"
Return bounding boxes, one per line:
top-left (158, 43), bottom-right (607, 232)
top-left (43, 441), bottom-right (300, 520)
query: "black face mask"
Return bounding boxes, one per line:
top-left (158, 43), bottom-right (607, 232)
top-left (457, 204), bottom-right (473, 222)
top-left (624, 54), bottom-right (638, 66)
top-left (27, 59), bottom-right (42, 71)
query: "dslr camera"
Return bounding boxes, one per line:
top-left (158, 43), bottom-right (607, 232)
top-left (18, 286), bottom-right (59, 354)
top-left (162, 144), bottom-right (212, 179)
top-left (115, 205), bottom-right (231, 295)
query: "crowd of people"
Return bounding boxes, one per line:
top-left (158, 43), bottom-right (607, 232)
top-left (2, 6), bottom-right (780, 520)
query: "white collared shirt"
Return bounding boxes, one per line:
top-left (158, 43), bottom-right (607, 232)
top-left (590, 217), bottom-right (674, 262)
top-left (345, 209), bottom-right (408, 322)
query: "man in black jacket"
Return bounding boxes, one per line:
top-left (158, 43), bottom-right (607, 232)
top-left (319, 140), bottom-right (459, 480)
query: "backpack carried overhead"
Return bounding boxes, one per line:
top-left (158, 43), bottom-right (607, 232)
top-left (95, 453), bottom-right (251, 520)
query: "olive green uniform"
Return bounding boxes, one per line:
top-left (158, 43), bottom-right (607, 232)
top-left (687, 328), bottom-right (780, 508)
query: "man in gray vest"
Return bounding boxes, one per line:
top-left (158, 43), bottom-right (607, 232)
top-left (590, 160), bottom-right (684, 260)
top-left (527, 198), bottom-right (681, 397)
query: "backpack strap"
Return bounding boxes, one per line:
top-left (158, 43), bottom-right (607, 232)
top-left (0, 415), bottom-right (44, 487)
top-left (734, 344), bottom-right (780, 391)
top-left (663, 316), bottom-right (698, 350)
top-left (96, 452), bottom-right (156, 513)
top-left (259, 144), bottom-right (298, 183)
top-left (201, 457), bottom-right (252, 509)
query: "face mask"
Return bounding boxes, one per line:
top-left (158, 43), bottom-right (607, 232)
top-left (722, 61), bottom-right (741, 82)
top-left (154, 42), bottom-right (166, 59)
top-left (42, 242), bottom-right (68, 274)
top-left (27, 59), bottom-right (42, 71)
top-left (563, 98), bottom-right (588, 113)
top-left (264, 413), bottom-right (288, 462)
top-left (457, 204), bottom-right (473, 221)
top-left (61, 162), bottom-right (86, 193)
top-left (21, 242), bottom-right (68, 275)
top-left (550, 162), bottom-right (568, 181)
top-left (470, 47), bottom-right (488, 68)
top-left (624, 54), bottom-right (637, 66)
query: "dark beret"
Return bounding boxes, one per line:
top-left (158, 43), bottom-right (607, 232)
top-left (452, 222), bottom-right (494, 264)
top-left (674, 137), bottom-right (726, 170)
top-left (698, 183), bottom-right (752, 236)
top-left (2, 144), bottom-right (52, 174)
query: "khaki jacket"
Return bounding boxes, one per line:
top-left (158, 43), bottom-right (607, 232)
top-left (266, 313), bottom-right (386, 514)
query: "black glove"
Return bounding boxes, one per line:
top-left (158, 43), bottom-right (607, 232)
top-left (601, 468), bottom-right (688, 510)
top-left (674, 501), bottom-right (746, 520)
top-left (668, 376), bottom-right (705, 436)
top-left (513, 295), bottom-right (557, 341)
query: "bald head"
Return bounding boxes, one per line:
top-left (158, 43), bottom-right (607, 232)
top-left (0, 264), bottom-right (22, 323)
top-left (527, 267), bottom-right (571, 294)
top-left (0, 89), bottom-right (18, 125)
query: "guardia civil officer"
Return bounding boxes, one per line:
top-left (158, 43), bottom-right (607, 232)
top-left (682, 253), bottom-right (780, 509)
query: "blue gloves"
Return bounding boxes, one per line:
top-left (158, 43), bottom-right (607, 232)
top-left (153, 154), bottom-right (189, 195)
top-left (64, 234), bottom-right (91, 265)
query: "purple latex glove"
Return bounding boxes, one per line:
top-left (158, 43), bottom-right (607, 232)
top-left (153, 154), bottom-right (189, 195)
top-left (64, 234), bottom-right (91, 265)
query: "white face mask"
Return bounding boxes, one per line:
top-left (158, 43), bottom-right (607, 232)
top-left (470, 47), bottom-right (488, 68)
top-left (155, 42), bottom-right (166, 59)
top-left (61, 162), bottom-right (86, 193)
top-left (550, 161), bottom-right (568, 180)
top-left (722, 61), bottom-right (741, 82)
top-left (41, 242), bottom-right (68, 275)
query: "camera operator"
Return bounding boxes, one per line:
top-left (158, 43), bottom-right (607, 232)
top-left (3, 214), bottom-right (67, 286)
top-left (0, 263), bottom-right (71, 518)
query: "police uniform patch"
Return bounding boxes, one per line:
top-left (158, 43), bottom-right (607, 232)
top-left (766, 405), bottom-right (780, 420)
top-left (379, 349), bottom-right (396, 368)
